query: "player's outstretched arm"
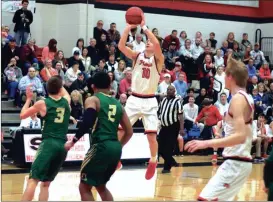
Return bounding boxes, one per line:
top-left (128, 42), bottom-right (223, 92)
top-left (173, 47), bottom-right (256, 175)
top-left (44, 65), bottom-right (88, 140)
top-left (65, 96), bottom-right (99, 150)
top-left (20, 84), bottom-right (46, 119)
top-left (119, 108), bottom-right (133, 147)
top-left (185, 95), bottom-right (249, 152)
top-left (140, 13), bottom-right (164, 72)
top-left (118, 24), bottom-right (139, 60)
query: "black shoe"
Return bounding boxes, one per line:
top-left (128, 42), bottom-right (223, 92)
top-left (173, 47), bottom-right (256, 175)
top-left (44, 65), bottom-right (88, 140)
top-left (161, 169), bottom-right (171, 174)
top-left (172, 161), bottom-right (179, 167)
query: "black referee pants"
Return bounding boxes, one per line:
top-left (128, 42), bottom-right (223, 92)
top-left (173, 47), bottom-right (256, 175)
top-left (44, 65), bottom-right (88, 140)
top-left (158, 122), bottom-right (180, 170)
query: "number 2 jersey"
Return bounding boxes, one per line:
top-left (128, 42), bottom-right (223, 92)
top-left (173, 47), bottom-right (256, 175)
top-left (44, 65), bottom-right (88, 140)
top-left (42, 97), bottom-right (71, 141)
top-left (91, 92), bottom-right (123, 144)
top-left (132, 52), bottom-right (160, 95)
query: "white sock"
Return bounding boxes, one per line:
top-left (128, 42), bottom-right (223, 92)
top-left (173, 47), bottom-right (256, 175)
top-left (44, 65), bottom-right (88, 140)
top-left (150, 156), bottom-right (157, 162)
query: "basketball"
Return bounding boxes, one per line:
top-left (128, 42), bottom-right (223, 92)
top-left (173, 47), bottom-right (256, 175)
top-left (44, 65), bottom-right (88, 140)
top-left (125, 7), bottom-right (143, 25)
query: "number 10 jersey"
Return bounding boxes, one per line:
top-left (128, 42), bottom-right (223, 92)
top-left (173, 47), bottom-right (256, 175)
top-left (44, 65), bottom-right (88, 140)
top-left (132, 52), bottom-right (160, 96)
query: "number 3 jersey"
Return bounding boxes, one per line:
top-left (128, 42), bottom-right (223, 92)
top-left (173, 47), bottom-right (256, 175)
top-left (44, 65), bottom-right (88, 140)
top-left (132, 52), bottom-right (160, 95)
top-left (42, 97), bottom-right (70, 141)
top-left (91, 92), bottom-right (123, 144)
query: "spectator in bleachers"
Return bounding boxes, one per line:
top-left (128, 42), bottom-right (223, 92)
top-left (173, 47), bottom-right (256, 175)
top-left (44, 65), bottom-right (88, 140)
top-left (2, 26), bottom-right (13, 42)
top-left (248, 76), bottom-right (258, 94)
top-left (68, 50), bottom-right (85, 73)
top-left (252, 87), bottom-right (263, 115)
top-left (173, 72), bottom-right (187, 98)
top-left (243, 45), bottom-right (252, 65)
top-left (158, 73), bottom-right (175, 99)
top-left (264, 83), bottom-right (273, 107)
top-left (70, 72), bottom-right (87, 96)
top-left (241, 33), bottom-right (252, 51)
top-left (109, 43), bottom-right (119, 60)
top-left (92, 59), bottom-right (108, 76)
top-left (2, 38), bottom-right (20, 72)
top-left (119, 68), bottom-right (132, 95)
top-left (227, 32), bottom-right (235, 49)
top-left (93, 20), bottom-right (109, 44)
top-left (114, 60), bottom-right (126, 84)
top-left (40, 59), bottom-right (58, 82)
top-left (106, 54), bottom-right (118, 72)
top-left (87, 38), bottom-right (99, 66)
top-left (214, 92), bottom-right (229, 117)
top-left (96, 33), bottom-right (109, 60)
top-left (183, 88), bottom-right (195, 105)
top-left (214, 49), bottom-right (224, 68)
top-left (232, 41), bottom-right (243, 61)
top-left (64, 61), bottom-right (81, 87)
top-left (250, 43), bottom-right (266, 69)
top-left (127, 27), bottom-right (137, 43)
top-left (12, 0), bottom-right (33, 46)
top-left (140, 27), bottom-right (148, 43)
top-left (4, 58), bottom-right (23, 101)
top-left (159, 64), bottom-right (171, 83)
top-left (20, 113), bottom-right (41, 129)
top-left (257, 83), bottom-right (268, 111)
top-left (220, 40), bottom-right (228, 57)
top-left (213, 65), bottom-right (225, 102)
top-left (171, 61), bottom-right (187, 83)
top-left (206, 32), bottom-right (217, 53)
top-left (183, 96), bottom-right (204, 133)
top-left (70, 90), bottom-right (83, 124)
top-left (54, 61), bottom-right (65, 82)
top-left (18, 67), bottom-right (44, 101)
top-left (41, 38), bottom-right (57, 62)
top-left (20, 38), bottom-right (39, 75)
top-left (264, 79), bottom-right (270, 92)
top-left (259, 63), bottom-right (272, 81)
top-left (80, 47), bottom-right (95, 76)
top-left (224, 49), bottom-right (233, 66)
top-left (152, 28), bottom-right (163, 46)
top-left (192, 38), bottom-right (204, 60)
top-left (164, 41), bottom-right (180, 70)
top-left (162, 30), bottom-right (180, 51)
top-left (132, 34), bottom-right (146, 53)
top-left (178, 31), bottom-right (187, 48)
top-left (195, 88), bottom-right (207, 107)
top-left (72, 38), bottom-right (84, 56)
top-left (247, 59), bottom-right (256, 79)
top-left (253, 114), bottom-right (270, 162)
top-left (200, 54), bottom-right (215, 91)
top-left (107, 22), bottom-right (121, 45)
top-left (53, 50), bottom-right (68, 72)
top-left (108, 71), bottom-right (118, 98)
top-left (119, 93), bottom-right (127, 106)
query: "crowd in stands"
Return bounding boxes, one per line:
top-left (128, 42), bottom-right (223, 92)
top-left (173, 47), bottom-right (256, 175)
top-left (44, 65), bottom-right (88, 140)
top-left (1, 0), bottom-right (272, 162)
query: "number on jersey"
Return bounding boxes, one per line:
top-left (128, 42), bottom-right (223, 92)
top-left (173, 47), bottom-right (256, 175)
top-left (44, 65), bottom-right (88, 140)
top-left (54, 108), bottom-right (65, 123)
top-left (108, 105), bottom-right (117, 122)
top-left (142, 67), bottom-right (150, 79)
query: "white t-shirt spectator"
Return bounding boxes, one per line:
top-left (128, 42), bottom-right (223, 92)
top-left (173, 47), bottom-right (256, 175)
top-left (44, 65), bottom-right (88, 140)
top-left (191, 44), bottom-right (204, 60)
top-left (214, 101), bottom-right (229, 117)
top-left (132, 40), bottom-right (146, 53)
top-left (183, 103), bottom-right (199, 122)
top-left (64, 68), bottom-right (81, 87)
top-left (214, 72), bottom-right (225, 92)
top-left (158, 82), bottom-right (175, 95)
top-left (20, 117), bottom-right (41, 129)
top-left (214, 55), bottom-right (224, 68)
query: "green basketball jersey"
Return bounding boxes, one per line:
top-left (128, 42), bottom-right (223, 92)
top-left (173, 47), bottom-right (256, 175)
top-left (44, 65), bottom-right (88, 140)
top-left (42, 97), bottom-right (70, 141)
top-left (91, 92), bottom-right (123, 143)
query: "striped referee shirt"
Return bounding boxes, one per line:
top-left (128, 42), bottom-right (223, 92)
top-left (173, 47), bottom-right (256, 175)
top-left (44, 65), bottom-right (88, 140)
top-left (158, 97), bottom-right (183, 127)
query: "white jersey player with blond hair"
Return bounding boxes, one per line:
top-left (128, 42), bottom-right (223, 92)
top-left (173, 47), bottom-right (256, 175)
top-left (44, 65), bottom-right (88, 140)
top-left (185, 57), bottom-right (254, 201)
top-left (118, 13), bottom-right (164, 180)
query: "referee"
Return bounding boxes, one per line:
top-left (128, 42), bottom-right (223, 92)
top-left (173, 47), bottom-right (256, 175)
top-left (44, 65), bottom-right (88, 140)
top-left (158, 85), bottom-right (184, 173)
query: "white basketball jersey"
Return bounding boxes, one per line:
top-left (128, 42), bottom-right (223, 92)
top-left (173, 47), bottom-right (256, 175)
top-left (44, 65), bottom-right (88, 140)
top-left (131, 52), bottom-right (160, 95)
top-left (222, 90), bottom-right (254, 159)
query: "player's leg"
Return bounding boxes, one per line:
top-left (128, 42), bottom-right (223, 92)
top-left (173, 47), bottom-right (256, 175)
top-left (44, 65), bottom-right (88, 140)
top-left (39, 181), bottom-right (51, 201)
top-left (96, 184), bottom-right (113, 201)
top-left (21, 178), bottom-right (39, 201)
top-left (263, 138), bottom-right (269, 158)
top-left (79, 182), bottom-right (94, 201)
top-left (211, 126), bottom-right (218, 164)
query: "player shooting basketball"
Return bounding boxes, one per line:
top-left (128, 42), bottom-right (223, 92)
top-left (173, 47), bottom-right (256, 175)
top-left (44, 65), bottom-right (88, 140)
top-left (118, 11), bottom-right (164, 180)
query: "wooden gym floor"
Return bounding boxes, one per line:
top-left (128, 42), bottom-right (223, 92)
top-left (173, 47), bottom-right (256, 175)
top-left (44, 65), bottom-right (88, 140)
top-left (1, 156), bottom-right (267, 201)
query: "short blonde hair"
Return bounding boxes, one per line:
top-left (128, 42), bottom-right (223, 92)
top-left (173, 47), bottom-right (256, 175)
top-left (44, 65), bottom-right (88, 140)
top-left (225, 56), bottom-right (248, 88)
top-left (70, 90), bottom-right (83, 105)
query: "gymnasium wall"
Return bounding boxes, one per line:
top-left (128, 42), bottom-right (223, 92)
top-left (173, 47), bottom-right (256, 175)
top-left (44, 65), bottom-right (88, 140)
top-left (2, 1), bottom-right (273, 57)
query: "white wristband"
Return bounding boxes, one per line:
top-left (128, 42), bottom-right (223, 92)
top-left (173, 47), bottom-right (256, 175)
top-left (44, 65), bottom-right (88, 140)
top-left (141, 25), bottom-right (148, 32)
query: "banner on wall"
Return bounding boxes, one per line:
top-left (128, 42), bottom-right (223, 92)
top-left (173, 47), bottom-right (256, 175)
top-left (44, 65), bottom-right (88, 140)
top-left (2, 0), bottom-right (36, 13)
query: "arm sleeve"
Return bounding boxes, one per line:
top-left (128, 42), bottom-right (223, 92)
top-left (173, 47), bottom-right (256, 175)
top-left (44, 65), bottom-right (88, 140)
top-left (73, 108), bottom-right (97, 143)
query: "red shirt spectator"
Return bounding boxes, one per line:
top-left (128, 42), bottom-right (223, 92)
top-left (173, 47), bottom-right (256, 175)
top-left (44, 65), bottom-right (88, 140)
top-left (119, 69), bottom-right (132, 95)
top-left (20, 39), bottom-right (38, 63)
top-left (196, 103), bottom-right (222, 126)
top-left (162, 30), bottom-right (180, 51)
top-left (40, 59), bottom-right (58, 82)
top-left (159, 64), bottom-right (171, 83)
top-left (171, 62), bottom-right (187, 83)
top-left (259, 63), bottom-right (271, 80)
